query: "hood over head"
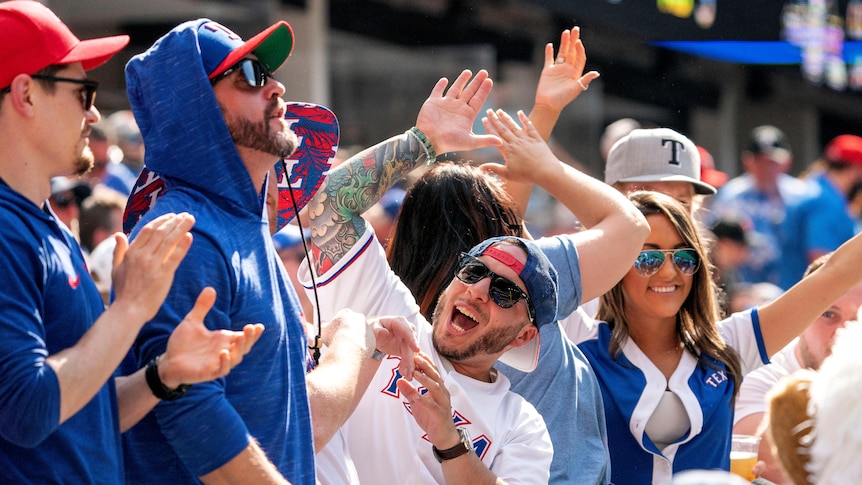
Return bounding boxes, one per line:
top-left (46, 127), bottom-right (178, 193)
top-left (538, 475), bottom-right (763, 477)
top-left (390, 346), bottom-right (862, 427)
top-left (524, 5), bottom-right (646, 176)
top-left (124, 19), bottom-right (294, 215)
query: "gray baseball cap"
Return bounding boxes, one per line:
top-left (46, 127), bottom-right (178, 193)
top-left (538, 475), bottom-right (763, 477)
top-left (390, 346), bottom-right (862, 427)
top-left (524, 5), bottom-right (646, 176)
top-left (747, 125), bottom-right (791, 163)
top-left (605, 128), bottom-right (717, 195)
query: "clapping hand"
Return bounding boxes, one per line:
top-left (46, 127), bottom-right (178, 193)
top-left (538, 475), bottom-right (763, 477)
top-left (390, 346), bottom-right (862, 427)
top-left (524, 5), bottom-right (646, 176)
top-left (110, 213), bottom-right (195, 325)
top-left (159, 287), bottom-right (264, 389)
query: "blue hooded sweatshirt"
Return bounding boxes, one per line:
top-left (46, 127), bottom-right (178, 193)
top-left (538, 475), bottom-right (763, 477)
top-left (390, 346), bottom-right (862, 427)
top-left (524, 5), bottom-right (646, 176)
top-left (121, 19), bottom-right (315, 484)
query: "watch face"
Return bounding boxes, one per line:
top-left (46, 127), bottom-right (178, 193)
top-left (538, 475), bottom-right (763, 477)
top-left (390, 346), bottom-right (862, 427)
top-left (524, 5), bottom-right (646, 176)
top-left (458, 427), bottom-right (471, 447)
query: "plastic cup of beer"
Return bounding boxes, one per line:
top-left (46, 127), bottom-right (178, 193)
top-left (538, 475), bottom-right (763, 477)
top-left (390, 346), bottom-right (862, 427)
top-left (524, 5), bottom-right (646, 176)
top-left (730, 434), bottom-right (760, 481)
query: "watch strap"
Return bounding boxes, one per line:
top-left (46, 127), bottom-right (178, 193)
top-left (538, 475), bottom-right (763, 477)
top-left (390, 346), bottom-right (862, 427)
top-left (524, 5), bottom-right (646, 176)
top-left (432, 427), bottom-right (472, 463)
top-left (145, 356), bottom-right (191, 401)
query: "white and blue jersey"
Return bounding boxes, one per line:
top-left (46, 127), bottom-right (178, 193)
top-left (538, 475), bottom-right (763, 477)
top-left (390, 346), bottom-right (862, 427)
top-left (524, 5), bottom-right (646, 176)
top-left (574, 309), bottom-right (769, 485)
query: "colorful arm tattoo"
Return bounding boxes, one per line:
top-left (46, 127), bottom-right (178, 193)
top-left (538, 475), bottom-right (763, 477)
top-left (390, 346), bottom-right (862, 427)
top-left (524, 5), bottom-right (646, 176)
top-left (309, 130), bottom-right (428, 274)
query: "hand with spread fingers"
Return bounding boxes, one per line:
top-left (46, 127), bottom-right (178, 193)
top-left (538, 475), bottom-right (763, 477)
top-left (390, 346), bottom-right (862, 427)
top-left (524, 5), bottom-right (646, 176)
top-left (535, 26), bottom-right (600, 113)
top-left (481, 109), bottom-right (562, 185)
top-left (396, 353), bottom-right (457, 447)
top-left (414, 69), bottom-right (502, 156)
top-left (159, 287), bottom-right (264, 389)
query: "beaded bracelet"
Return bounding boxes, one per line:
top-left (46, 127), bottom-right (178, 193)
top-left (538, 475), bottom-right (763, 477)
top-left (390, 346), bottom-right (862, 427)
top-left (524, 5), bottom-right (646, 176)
top-left (408, 126), bottom-right (437, 165)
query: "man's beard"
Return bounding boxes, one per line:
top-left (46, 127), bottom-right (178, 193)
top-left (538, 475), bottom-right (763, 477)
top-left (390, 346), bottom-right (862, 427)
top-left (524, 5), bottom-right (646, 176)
top-left (223, 104), bottom-right (298, 158)
top-left (430, 294), bottom-right (524, 362)
top-left (73, 146), bottom-right (95, 176)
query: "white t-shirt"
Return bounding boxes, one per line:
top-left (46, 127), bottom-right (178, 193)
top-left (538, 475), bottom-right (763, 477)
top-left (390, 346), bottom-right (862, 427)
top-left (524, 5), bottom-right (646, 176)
top-left (299, 226), bottom-right (552, 484)
top-left (734, 339), bottom-right (801, 424)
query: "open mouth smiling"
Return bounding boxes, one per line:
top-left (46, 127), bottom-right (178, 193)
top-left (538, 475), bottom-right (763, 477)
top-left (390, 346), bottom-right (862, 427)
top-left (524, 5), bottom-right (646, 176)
top-left (450, 305), bottom-right (480, 333)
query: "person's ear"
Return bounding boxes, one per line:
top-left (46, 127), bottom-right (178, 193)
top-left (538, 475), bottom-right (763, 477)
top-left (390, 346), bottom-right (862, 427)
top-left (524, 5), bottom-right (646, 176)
top-left (5, 74), bottom-right (37, 117)
top-left (508, 323), bottom-right (538, 349)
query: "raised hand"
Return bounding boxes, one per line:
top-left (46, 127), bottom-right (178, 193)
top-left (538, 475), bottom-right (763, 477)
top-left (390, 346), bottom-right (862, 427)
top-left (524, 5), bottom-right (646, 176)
top-left (159, 287), bottom-right (264, 388)
top-left (371, 316), bottom-right (420, 379)
top-left (415, 69), bottom-right (502, 156)
top-left (481, 109), bottom-right (561, 185)
top-left (534, 27), bottom-right (600, 114)
top-left (396, 352), bottom-right (457, 446)
top-left (110, 212), bottom-right (195, 324)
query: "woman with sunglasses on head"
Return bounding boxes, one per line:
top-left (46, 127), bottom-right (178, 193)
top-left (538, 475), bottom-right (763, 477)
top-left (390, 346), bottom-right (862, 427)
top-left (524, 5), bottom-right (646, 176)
top-left (571, 189), bottom-right (862, 485)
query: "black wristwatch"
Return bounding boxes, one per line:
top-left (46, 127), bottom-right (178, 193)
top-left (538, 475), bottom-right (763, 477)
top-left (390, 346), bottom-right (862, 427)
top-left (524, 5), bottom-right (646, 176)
top-left (145, 356), bottom-right (191, 401)
top-left (432, 427), bottom-right (472, 463)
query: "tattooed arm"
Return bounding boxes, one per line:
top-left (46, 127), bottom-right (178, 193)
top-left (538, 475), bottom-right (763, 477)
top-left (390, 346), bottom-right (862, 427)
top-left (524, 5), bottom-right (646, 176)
top-left (308, 69), bottom-right (501, 275)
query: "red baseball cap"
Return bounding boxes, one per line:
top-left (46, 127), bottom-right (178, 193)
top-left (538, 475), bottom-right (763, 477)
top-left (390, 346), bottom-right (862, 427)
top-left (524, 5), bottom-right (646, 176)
top-left (698, 145), bottom-right (728, 189)
top-left (825, 134), bottom-right (862, 167)
top-left (0, 1), bottom-right (129, 89)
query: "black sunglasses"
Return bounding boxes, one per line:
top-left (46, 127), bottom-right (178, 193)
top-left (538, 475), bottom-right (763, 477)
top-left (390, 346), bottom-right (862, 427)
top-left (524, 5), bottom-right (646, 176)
top-left (455, 253), bottom-right (535, 323)
top-left (633, 248), bottom-right (700, 277)
top-left (31, 74), bottom-right (99, 111)
top-left (211, 59), bottom-right (272, 88)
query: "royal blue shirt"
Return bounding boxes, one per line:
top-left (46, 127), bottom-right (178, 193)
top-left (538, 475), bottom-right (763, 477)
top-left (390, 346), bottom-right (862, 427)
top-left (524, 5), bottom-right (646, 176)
top-left (0, 183), bottom-right (122, 483)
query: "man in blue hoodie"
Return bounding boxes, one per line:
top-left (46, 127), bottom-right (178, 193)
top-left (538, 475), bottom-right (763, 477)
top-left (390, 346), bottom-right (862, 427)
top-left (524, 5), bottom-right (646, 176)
top-left (0, 2), bottom-right (262, 483)
top-left (121, 11), bottom-right (533, 480)
top-left (121, 17), bottom-right (434, 484)
top-left (120, 19), bottom-right (315, 484)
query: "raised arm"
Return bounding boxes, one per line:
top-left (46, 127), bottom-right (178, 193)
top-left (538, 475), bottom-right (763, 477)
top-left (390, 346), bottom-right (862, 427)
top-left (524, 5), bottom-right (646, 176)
top-left (308, 69), bottom-right (499, 275)
top-left (530, 26), bottom-right (599, 140)
top-left (507, 27), bottom-right (600, 218)
top-left (482, 110), bottom-right (649, 302)
top-left (757, 231), bottom-right (862, 356)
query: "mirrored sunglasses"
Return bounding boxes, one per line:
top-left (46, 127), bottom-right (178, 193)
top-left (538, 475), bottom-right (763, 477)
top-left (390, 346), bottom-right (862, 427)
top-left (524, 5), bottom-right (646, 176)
top-left (455, 253), bottom-right (535, 322)
top-left (211, 58), bottom-right (272, 88)
top-left (633, 248), bottom-right (700, 277)
top-left (30, 75), bottom-right (99, 111)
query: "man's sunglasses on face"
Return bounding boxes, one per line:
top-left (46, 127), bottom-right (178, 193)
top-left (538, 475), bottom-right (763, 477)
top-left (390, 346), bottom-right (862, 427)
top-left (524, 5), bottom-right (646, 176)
top-left (211, 59), bottom-right (272, 88)
top-left (455, 253), bottom-right (536, 323)
top-left (1, 75), bottom-right (98, 111)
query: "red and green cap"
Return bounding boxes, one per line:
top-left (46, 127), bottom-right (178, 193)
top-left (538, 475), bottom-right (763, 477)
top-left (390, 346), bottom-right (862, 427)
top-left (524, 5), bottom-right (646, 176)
top-left (198, 20), bottom-right (294, 79)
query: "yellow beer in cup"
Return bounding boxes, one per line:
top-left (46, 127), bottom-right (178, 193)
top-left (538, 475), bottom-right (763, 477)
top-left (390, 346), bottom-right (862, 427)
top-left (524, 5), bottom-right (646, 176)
top-left (730, 434), bottom-right (760, 481)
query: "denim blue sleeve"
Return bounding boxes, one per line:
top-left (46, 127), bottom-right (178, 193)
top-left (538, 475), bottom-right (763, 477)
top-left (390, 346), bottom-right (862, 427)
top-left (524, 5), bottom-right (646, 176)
top-left (534, 235), bottom-right (582, 321)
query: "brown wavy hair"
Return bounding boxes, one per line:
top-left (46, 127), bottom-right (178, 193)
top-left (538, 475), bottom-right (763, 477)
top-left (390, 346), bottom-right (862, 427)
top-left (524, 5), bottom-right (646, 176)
top-left (386, 163), bottom-right (524, 319)
top-left (597, 191), bottom-right (743, 400)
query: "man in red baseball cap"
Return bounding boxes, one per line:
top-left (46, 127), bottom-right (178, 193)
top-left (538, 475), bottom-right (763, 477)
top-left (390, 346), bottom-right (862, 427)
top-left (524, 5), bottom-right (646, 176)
top-left (0, 2), bottom-right (263, 482)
